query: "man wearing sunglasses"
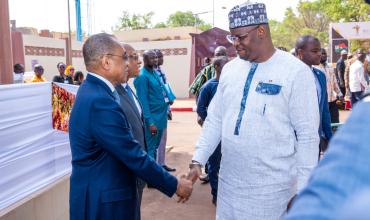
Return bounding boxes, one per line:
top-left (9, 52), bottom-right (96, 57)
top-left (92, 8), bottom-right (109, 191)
top-left (69, 34), bottom-right (192, 220)
top-left (187, 2), bottom-right (320, 219)
top-left (114, 43), bottom-right (147, 219)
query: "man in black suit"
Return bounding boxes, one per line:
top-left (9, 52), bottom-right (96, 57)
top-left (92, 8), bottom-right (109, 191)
top-left (52, 62), bottom-right (73, 84)
top-left (114, 44), bottom-right (146, 219)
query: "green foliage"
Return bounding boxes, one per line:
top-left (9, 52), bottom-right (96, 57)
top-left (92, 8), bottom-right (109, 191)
top-left (320, 0), bottom-right (370, 22)
top-left (270, 0), bottom-right (370, 50)
top-left (167, 11), bottom-right (198, 27)
top-left (115, 10), bottom-right (212, 32)
top-left (198, 23), bottom-right (212, 31)
top-left (166, 11), bottom-right (212, 31)
top-left (154, 22), bottom-right (168, 29)
top-left (114, 11), bottom-right (154, 30)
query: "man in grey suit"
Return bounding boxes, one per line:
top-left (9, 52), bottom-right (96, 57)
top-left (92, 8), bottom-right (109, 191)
top-left (114, 43), bottom-right (146, 219)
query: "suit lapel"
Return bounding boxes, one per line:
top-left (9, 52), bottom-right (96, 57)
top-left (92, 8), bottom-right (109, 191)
top-left (313, 68), bottom-right (325, 112)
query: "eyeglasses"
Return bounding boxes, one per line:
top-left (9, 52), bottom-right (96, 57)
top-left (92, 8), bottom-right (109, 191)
top-left (226, 26), bottom-right (259, 43)
top-left (105, 52), bottom-right (129, 61)
top-left (128, 54), bottom-right (139, 61)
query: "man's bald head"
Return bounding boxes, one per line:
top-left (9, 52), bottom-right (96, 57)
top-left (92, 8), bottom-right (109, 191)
top-left (214, 46), bottom-right (227, 57)
top-left (143, 50), bottom-right (157, 69)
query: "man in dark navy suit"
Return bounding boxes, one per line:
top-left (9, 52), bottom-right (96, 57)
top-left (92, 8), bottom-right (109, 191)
top-left (296, 35), bottom-right (332, 153)
top-left (69, 33), bottom-right (192, 220)
top-left (115, 43), bottom-right (147, 219)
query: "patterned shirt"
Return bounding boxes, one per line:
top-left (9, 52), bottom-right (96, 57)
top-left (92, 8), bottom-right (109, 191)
top-left (189, 64), bottom-right (216, 97)
top-left (316, 63), bottom-right (343, 102)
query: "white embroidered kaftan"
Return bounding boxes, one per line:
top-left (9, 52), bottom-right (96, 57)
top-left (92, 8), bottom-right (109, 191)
top-left (193, 50), bottom-right (320, 220)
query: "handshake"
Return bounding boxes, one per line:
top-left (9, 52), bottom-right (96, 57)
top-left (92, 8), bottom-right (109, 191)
top-left (175, 163), bottom-right (202, 203)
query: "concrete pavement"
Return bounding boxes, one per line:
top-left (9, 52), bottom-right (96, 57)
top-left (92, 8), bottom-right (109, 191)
top-left (141, 109), bottom-right (351, 219)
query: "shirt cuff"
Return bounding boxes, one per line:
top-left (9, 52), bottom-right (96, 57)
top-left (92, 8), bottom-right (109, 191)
top-left (192, 150), bottom-right (209, 166)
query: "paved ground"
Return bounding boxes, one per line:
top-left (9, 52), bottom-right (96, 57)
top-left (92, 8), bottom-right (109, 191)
top-left (141, 112), bottom-right (215, 220)
top-left (141, 108), bottom-right (351, 220)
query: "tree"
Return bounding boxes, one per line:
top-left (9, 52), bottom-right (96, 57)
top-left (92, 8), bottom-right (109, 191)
top-left (114, 11), bottom-right (154, 30)
top-left (167, 11), bottom-right (212, 31)
top-left (270, 0), bottom-right (370, 50)
top-left (154, 22), bottom-right (168, 29)
top-left (320, 0), bottom-right (370, 22)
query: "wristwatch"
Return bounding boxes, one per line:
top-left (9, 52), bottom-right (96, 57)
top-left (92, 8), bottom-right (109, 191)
top-left (189, 160), bottom-right (203, 169)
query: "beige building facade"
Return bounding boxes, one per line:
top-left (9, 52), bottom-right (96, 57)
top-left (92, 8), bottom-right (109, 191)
top-left (21, 35), bottom-right (85, 81)
top-left (115, 27), bottom-right (198, 98)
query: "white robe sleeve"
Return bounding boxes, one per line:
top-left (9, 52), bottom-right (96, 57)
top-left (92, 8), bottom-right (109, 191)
top-left (192, 80), bottom-right (223, 165)
top-left (289, 67), bottom-right (320, 192)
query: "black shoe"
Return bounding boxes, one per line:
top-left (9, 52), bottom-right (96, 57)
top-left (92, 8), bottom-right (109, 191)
top-left (162, 165), bottom-right (176, 172)
top-left (199, 174), bottom-right (209, 184)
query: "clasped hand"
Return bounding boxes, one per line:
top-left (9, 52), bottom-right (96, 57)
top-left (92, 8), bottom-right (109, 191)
top-left (176, 174), bottom-right (193, 203)
top-left (175, 164), bottom-right (202, 203)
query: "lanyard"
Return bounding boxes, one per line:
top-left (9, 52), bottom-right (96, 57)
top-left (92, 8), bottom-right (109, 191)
top-left (234, 63), bottom-right (259, 136)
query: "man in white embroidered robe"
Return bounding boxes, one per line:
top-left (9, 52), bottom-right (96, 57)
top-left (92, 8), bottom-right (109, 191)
top-left (187, 2), bottom-right (320, 220)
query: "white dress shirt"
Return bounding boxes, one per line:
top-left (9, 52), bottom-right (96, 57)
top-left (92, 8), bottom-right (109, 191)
top-left (122, 83), bottom-right (142, 115)
top-left (349, 60), bottom-right (367, 92)
top-left (88, 72), bottom-right (115, 92)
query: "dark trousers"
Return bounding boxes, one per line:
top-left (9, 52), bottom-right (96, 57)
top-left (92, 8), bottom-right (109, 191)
top-left (351, 91), bottom-right (363, 107)
top-left (136, 178), bottom-right (146, 220)
top-left (208, 143), bottom-right (222, 199)
top-left (329, 101), bottom-right (339, 123)
top-left (339, 86), bottom-right (345, 97)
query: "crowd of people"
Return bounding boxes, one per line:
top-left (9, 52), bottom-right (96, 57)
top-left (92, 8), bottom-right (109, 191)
top-left (12, 62), bottom-right (85, 85)
top-left (9, 1), bottom-right (370, 220)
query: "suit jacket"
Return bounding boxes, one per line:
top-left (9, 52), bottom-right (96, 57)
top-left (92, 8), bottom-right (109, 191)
top-left (69, 74), bottom-right (177, 220)
top-left (52, 75), bottom-right (73, 84)
top-left (115, 84), bottom-right (146, 150)
top-left (134, 67), bottom-right (169, 130)
top-left (313, 68), bottom-right (333, 141)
